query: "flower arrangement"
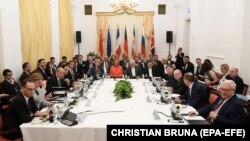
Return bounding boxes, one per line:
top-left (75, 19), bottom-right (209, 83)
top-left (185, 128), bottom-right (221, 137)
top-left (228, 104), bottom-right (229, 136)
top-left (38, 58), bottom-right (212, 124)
top-left (113, 80), bottom-right (133, 101)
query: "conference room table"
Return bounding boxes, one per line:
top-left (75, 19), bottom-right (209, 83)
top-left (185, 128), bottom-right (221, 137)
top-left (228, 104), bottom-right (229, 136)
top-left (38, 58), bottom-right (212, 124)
top-left (20, 79), bottom-right (206, 141)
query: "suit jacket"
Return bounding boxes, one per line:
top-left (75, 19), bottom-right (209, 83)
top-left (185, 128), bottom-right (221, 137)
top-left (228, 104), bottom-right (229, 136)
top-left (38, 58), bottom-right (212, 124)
top-left (198, 94), bottom-right (244, 125)
top-left (119, 60), bottom-right (126, 71)
top-left (172, 79), bottom-right (188, 96)
top-left (101, 61), bottom-right (111, 74)
top-left (226, 75), bottom-right (244, 94)
top-left (65, 70), bottom-right (77, 87)
top-left (125, 66), bottom-right (142, 78)
top-left (46, 76), bottom-right (69, 95)
top-left (2, 79), bottom-right (20, 95)
top-left (143, 66), bottom-right (159, 77)
top-left (90, 65), bottom-right (104, 80)
top-left (182, 62), bottom-right (194, 74)
top-left (34, 67), bottom-right (48, 80)
top-left (162, 74), bottom-right (175, 86)
top-left (19, 72), bottom-right (30, 84)
top-left (195, 65), bottom-right (205, 81)
top-left (4, 93), bottom-right (38, 130)
top-left (180, 81), bottom-right (209, 110)
top-left (156, 60), bottom-right (164, 77)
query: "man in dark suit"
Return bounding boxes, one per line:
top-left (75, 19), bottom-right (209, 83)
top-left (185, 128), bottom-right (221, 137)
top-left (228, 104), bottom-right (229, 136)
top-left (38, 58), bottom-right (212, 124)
top-left (101, 56), bottom-right (111, 76)
top-left (119, 54), bottom-right (127, 71)
top-left (58, 56), bottom-right (67, 67)
top-left (46, 67), bottom-right (69, 95)
top-left (189, 80), bottom-right (245, 125)
top-left (19, 62), bottom-right (31, 84)
top-left (4, 79), bottom-right (43, 132)
top-left (50, 57), bottom-right (57, 70)
top-left (2, 69), bottom-right (20, 96)
top-left (76, 54), bottom-right (86, 78)
top-left (65, 61), bottom-right (77, 87)
top-left (182, 56), bottom-right (194, 75)
top-left (1, 69), bottom-right (20, 104)
top-left (175, 72), bottom-right (209, 110)
top-left (34, 59), bottom-right (48, 80)
top-left (172, 69), bottom-right (188, 96)
top-left (195, 58), bottom-right (205, 80)
top-left (144, 61), bottom-right (159, 78)
top-left (125, 60), bottom-right (142, 78)
top-left (153, 55), bottom-right (164, 77)
top-left (226, 67), bottom-right (244, 95)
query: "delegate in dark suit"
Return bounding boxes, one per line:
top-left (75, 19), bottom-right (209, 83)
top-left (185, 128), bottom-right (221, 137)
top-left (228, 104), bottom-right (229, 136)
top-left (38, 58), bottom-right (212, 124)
top-left (19, 72), bottom-right (30, 84)
top-left (46, 76), bottom-right (69, 95)
top-left (65, 70), bottom-right (77, 87)
top-left (226, 75), bottom-right (244, 94)
top-left (34, 67), bottom-right (48, 80)
top-left (2, 79), bottom-right (20, 95)
top-left (4, 93), bottom-right (38, 130)
top-left (172, 79), bottom-right (188, 96)
top-left (179, 81), bottom-right (209, 110)
top-left (125, 66), bottom-right (142, 78)
top-left (143, 66), bottom-right (159, 77)
top-left (198, 94), bottom-right (244, 125)
top-left (90, 65), bottom-right (104, 80)
top-left (182, 62), bottom-right (194, 75)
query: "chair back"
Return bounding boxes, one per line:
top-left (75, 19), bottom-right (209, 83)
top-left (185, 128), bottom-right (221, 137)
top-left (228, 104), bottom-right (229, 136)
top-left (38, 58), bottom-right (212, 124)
top-left (242, 84), bottom-right (249, 96)
top-left (209, 93), bottom-right (219, 104)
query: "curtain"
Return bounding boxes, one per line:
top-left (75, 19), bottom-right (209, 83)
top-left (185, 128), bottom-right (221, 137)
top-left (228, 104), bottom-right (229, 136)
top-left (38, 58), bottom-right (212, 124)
top-left (58, 0), bottom-right (74, 60)
top-left (19, 0), bottom-right (52, 70)
top-left (96, 12), bottom-right (153, 59)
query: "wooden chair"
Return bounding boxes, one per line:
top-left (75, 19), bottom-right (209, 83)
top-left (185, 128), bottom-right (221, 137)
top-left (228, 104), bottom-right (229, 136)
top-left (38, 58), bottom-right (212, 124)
top-left (209, 92), bottom-right (219, 104)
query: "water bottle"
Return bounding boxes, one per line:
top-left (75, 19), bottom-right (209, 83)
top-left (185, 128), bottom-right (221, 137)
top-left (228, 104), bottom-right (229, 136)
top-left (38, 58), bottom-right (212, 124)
top-left (64, 96), bottom-right (68, 109)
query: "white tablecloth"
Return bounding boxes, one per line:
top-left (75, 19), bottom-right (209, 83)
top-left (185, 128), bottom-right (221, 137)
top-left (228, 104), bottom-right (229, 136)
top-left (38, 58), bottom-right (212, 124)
top-left (20, 79), bottom-right (201, 141)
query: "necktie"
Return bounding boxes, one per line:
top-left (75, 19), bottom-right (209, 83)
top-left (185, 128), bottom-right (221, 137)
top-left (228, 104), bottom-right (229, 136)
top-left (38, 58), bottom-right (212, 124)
top-left (27, 98), bottom-right (32, 115)
top-left (213, 99), bottom-right (225, 111)
top-left (58, 79), bottom-right (62, 87)
top-left (35, 90), bottom-right (39, 95)
top-left (71, 71), bottom-right (75, 79)
top-left (189, 87), bottom-right (192, 97)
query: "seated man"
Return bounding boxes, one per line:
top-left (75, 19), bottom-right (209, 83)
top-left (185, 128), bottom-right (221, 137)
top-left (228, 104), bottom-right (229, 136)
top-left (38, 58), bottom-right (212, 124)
top-left (2, 69), bottom-right (20, 95)
top-left (3, 79), bottom-right (44, 140)
top-left (46, 67), bottom-right (69, 95)
top-left (189, 80), bottom-right (245, 125)
top-left (125, 60), bottom-right (142, 78)
top-left (143, 61), bottom-right (159, 78)
top-left (172, 69), bottom-right (188, 96)
top-left (162, 65), bottom-right (175, 86)
top-left (174, 72), bottom-right (209, 110)
top-left (226, 67), bottom-right (244, 95)
top-left (90, 58), bottom-right (104, 80)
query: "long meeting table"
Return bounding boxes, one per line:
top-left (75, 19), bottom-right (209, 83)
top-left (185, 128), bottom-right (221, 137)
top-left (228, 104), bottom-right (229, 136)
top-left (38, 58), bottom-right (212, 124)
top-left (20, 79), bottom-right (207, 141)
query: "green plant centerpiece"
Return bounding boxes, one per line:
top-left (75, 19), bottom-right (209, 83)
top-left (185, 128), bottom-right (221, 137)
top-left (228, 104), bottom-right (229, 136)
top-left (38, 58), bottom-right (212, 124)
top-left (113, 80), bottom-right (133, 101)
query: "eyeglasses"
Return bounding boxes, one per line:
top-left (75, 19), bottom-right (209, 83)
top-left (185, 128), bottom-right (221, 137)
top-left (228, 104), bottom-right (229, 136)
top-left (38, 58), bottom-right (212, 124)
top-left (25, 87), bottom-right (35, 91)
top-left (219, 88), bottom-right (232, 92)
top-left (7, 73), bottom-right (13, 76)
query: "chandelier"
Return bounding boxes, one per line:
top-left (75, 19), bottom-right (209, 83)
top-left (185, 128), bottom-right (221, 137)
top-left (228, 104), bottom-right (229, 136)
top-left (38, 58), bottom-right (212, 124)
top-left (110, 0), bottom-right (138, 14)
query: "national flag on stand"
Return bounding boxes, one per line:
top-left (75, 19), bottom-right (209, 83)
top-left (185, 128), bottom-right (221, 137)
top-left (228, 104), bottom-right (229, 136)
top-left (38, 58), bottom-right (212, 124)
top-left (115, 27), bottom-right (121, 58)
top-left (107, 27), bottom-right (112, 57)
top-left (150, 27), bottom-right (155, 55)
top-left (141, 27), bottom-right (146, 58)
top-left (124, 27), bottom-right (128, 56)
top-left (99, 29), bottom-right (104, 57)
top-left (131, 26), bottom-right (137, 58)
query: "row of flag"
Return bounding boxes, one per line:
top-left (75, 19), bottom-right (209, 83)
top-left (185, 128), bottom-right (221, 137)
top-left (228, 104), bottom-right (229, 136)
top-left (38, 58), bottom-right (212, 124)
top-left (99, 26), bottom-right (155, 58)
